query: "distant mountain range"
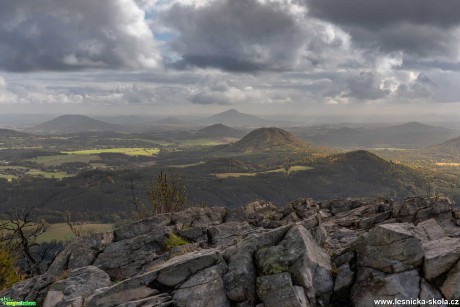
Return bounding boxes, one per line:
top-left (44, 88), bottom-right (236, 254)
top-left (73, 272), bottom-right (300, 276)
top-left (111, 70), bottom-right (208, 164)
top-left (194, 124), bottom-right (245, 139)
top-left (28, 115), bottom-right (121, 134)
top-left (290, 122), bottom-right (458, 148)
top-left (197, 109), bottom-right (272, 127)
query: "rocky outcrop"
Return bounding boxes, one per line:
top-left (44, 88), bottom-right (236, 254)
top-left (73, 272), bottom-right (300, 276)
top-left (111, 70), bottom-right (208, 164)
top-left (2, 197), bottom-right (459, 306)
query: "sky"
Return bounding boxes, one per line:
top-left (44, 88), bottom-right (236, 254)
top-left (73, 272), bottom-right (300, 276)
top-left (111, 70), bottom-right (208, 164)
top-left (1, 0), bottom-right (460, 120)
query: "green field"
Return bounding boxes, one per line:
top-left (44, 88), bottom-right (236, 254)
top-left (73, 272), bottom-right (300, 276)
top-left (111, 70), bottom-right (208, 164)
top-left (169, 161), bottom-right (206, 168)
top-left (37, 223), bottom-right (114, 243)
top-left (215, 165), bottom-right (313, 178)
top-left (64, 147), bottom-right (160, 156)
top-left (31, 154), bottom-right (99, 166)
top-left (178, 138), bottom-right (238, 146)
top-left (28, 170), bottom-right (72, 179)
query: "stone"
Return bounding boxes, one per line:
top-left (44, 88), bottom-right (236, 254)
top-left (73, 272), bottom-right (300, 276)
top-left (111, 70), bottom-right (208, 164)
top-left (358, 223), bottom-right (424, 273)
top-left (173, 264), bottom-right (230, 307)
top-left (47, 232), bottom-right (114, 276)
top-left (352, 268), bottom-right (420, 307)
top-left (43, 266), bottom-right (111, 307)
top-left (420, 279), bottom-right (444, 307)
top-left (114, 214), bottom-right (171, 241)
top-left (334, 263), bottom-right (354, 292)
top-left (223, 225), bottom-right (292, 304)
top-left (440, 260), bottom-right (460, 300)
top-left (208, 222), bottom-right (253, 248)
top-left (423, 237), bottom-right (460, 280)
top-left (415, 219), bottom-right (445, 242)
top-left (256, 273), bottom-right (309, 307)
top-left (256, 225), bottom-right (333, 304)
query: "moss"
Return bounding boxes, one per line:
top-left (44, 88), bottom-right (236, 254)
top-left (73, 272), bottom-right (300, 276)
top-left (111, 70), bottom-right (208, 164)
top-left (266, 263), bottom-right (288, 275)
top-left (164, 233), bottom-right (189, 251)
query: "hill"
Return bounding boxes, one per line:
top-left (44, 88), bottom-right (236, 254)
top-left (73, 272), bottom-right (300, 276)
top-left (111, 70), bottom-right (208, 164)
top-left (0, 128), bottom-right (28, 137)
top-left (431, 135), bottom-right (460, 152)
top-left (200, 109), bottom-right (270, 127)
top-left (306, 122), bottom-right (458, 148)
top-left (214, 127), bottom-right (315, 153)
top-left (194, 124), bottom-right (244, 138)
top-left (153, 117), bottom-right (188, 126)
top-left (28, 115), bottom-right (121, 134)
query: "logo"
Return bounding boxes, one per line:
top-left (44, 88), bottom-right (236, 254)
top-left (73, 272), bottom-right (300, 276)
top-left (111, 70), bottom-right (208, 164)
top-left (0, 297), bottom-right (37, 306)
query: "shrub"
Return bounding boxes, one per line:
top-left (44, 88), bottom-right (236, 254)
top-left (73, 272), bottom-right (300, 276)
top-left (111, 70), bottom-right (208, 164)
top-left (0, 246), bottom-right (23, 290)
top-left (164, 234), bottom-right (189, 251)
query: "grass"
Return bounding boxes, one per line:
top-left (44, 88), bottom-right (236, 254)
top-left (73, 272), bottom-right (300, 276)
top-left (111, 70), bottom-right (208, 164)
top-left (36, 223), bottom-right (114, 243)
top-left (178, 139), bottom-right (233, 146)
top-left (214, 165), bottom-right (313, 178)
top-left (28, 170), bottom-right (72, 179)
top-left (169, 162), bottom-right (205, 168)
top-left (31, 154), bottom-right (99, 166)
top-left (64, 147), bottom-right (160, 156)
top-left (435, 162), bottom-right (460, 167)
top-left (164, 233), bottom-right (189, 250)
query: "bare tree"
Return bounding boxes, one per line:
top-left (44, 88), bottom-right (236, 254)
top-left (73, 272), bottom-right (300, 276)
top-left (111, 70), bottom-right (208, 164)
top-left (0, 208), bottom-right (48, 276)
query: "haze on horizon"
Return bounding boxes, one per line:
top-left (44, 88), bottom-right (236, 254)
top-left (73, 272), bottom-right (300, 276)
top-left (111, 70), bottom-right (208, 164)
top-left (1, 0), bottom-right (460, 121)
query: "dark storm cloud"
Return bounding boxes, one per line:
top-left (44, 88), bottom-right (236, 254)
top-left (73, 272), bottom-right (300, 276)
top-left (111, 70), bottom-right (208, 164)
top-left (0, 0), bottom-right (159, 72)
top-left (163, 0), bottom-right (307, 72)
top-left (307, 0), bottom-right (460, 29)
top-left (346, 72), bottom-right (390, 100)
top-left (306, 0), bottom-right (460, 58)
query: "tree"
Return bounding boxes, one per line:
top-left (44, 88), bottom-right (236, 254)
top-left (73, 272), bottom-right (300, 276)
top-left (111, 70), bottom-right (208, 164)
top-left (0, 208), bottom-right (49, 276)
top-left (135, 172), bottom-right (189, 218)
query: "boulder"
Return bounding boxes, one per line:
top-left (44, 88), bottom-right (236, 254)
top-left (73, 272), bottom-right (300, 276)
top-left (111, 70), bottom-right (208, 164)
top-left (357, 223), bottom-right (424, 273)
top-left (223, 225), bottom-right (292, 305)
top-left (256, 273), bottom-right (309, 307)
top-left (173, 264), bottom-right (230, 307)
top-left (352, 268), bottom-right (420, 307)
top-left (47, 232), bottom-right (114, 276)
top-left (43, 266), bottom-right (111, 307)
top-left (255, 225), bottom-right (333, 304)
top-left (440, 260), bottom-right (460, 300)
top-left (114, 213), bottom-right (171, 241)
top-left (423, 237), bottom-right (460, 280)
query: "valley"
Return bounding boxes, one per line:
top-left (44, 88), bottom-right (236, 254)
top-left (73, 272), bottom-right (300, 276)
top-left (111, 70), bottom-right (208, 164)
top-left (0, 111), bottom-right (459, 232)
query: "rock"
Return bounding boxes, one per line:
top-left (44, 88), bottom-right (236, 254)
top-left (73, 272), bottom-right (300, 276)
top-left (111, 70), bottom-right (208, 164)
top-left (43, 266), bottom-right (111, 307)
top-left (172, 207), bottom-right (227, 228)
top-left (415, 219), bottom-right (445, 242)
top-left (255, 225), bottom-right (333, 304)
top-left (155, 249), bottom-right (223, 287)
top-left (208, 222), bottom-right (253, 248)
top-left (173, 264), bottom-right (230, 307)
top-left (358, 223), bottom-right (424, 273)
top-left (440, 260), bottom-right (460, 300)
top-left (93, 227), bottom-right (172, 280)
top-left (117, 293), bottom-right (172, 307)
top-left (420, 279), bottom-right (444, 307)
top-left (114, 214), bottom-right (171, 241)
top-left (47, 232), bottom-right (114, 276)
top-left (423, 237), bottom-right (460, 280)
top-left (223, 225), bottom-right (292, 305)
top-left (352, 268), bottom-right (420, 307)
top-left (431, 197), bottom-right (453, 214)
top-left (256, 273), bottom-right (309, 307)
top-left (334, 263), bottom-right (354, 292)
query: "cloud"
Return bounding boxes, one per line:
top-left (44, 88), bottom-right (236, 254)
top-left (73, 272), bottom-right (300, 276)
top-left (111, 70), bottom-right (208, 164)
top-left (396, 73), bottom-right (436, 100)
top-left (162, 0), bottom-right (350, 72)
top-left (306, 0), bottom-right (460, 61)
top-left (344, 72), bottom-right (391, 100)
top-left (0, 0), bottom-right (161, 72)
